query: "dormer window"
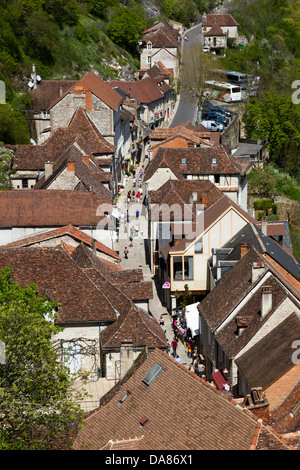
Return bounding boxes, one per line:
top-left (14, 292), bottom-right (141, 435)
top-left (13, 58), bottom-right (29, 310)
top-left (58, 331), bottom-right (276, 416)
top-left (212, 158), bottom-right (217, 165)
top-left (181, 158), bottom-right (186, 165)
top-left (147, 42), bottom-right (152, 50)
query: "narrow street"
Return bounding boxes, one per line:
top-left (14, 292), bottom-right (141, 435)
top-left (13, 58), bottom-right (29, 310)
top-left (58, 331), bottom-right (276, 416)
top-left (113, 163), bottom-right (192, 369)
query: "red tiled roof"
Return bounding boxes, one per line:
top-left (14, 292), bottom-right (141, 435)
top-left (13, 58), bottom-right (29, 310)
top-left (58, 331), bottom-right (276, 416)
top-left (110, 77), bottom-right (164, 104)
top-left (11, 107), bottom-right (115, 171)
top-left (0, 190), bottom-right (111, 227)
top-left (30, 80), bottom-right (76, 111)
top-left (203, 14), bottom-right (239, 27)
top-left (1, 224), bottom-right (121, 261)
top-left (72, 348), bottom-right (292, 450)
top-left (48, 71), bottom-right (122, 112)
top-left (204, 23), bottom-right (226, 36)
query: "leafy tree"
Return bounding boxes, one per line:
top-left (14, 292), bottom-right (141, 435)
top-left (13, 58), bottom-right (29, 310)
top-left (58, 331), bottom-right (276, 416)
top-left (0, 104), bottom-right (30, 145)
top-left (243, 91), bottom-right (300, 180)
top-left (180, 43), bottom-right (224, 116)
top-left (0, 266), bottom-right (84, 450)
top-left (248, 167), bottom-right (278, 199)
top-left (105, 7), bottom-right (147, 56)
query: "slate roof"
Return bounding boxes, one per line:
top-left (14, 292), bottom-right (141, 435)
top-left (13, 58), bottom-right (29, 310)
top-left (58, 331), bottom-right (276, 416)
top-left (48, 71), bottom-right (122, 112)
top-left (72, 348), bottom-right (293, 450)
top-left (236, 313), bottom-right (300, 390)
top-left (11, 107), bottom-right (115, 171)
top-left (1, 224), bottom-right (121, 261)
top-left (110, 77), bottom-right (165, 104)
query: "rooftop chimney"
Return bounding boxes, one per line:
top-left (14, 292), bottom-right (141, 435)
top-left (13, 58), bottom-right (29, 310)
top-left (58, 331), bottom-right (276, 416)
top-left (261, 216), bottom-right (268, 236)
top-left (67, 161), bottom-right (75, 174)
top-left (201, 193), bottom-right (207, 207)
top-left (44, 161), bottom-right (53, 180)
top-left (83, 156), bottom-right (90, 166)
top-left (251, 261), bottom-right (265, 283)
top-left (261, 285), bottom-right (272, 319)
top-left (240, 242), bottom-right (250, 258)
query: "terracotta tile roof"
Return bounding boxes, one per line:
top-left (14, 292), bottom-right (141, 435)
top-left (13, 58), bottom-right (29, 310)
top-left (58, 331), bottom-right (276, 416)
top-left (149, 179), bottom-right (224, 221)
top-left (72, 348), bottom-right (290, 450)
top-left (204, 23), bottom-right (226, 36)
top-left (30, 80), bottom-right (76, 111)
top-left (164, 196), bottom-right (257, 255)
top-left (257, 221), bottom-right (286, 237)
top-left (236, 313), bottom-right (300, 389)
top-left (71, 244), bottom-right (152, 303)
top-left (0, 247), bottom-right (119, 324)
top-left (48, 71), bottom-right (122, 112)
top-left (101, 305), bottom-right (168, 350)
top-left (203, 14), bottom-right (239, 27)
top-left (11, 107), bottom-right (115, 171)
top-left (110, 77), bottom-right (164, 104)
top-left (0, 190), bottom-right (111, 227)
top-left (144, 145), bottom-right (245, 182)
top-left (142, 24), bottom-right (180, 48)
top-left (33, 138), bottom-right (113, 197)
top-left (1, 224), bottom-right (121, 261)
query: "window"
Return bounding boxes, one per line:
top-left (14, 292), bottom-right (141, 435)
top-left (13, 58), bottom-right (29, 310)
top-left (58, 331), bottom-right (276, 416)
top-left (195, 239), bottom-right (203, 253)
top-left (214, 174), bottom-right (220, 184)
top-left (22, 179), bottom-right (28, 188)
top-left (184, 256), bottom-right (194, 280)
top-left (181, 158), bottom-right (186, 165)
top-left (147, 56), bottom-right (151, 65)
top-left (142, 363), bottom-right (163, 386)
top-left (147, 42), bottom-right (152, 50)
top-left (173, 256), bottom-right (183, 280)
top-left (212, 158), bottom-right (217, 165)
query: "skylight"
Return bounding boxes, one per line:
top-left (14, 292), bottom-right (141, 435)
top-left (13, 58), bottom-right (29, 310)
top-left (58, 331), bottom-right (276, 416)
top-left (142, 363), bottom-right (163, 386)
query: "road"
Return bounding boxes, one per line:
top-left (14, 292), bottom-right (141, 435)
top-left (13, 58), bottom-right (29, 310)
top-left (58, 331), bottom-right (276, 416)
top-left (170, 24), bottom-right (203, 127)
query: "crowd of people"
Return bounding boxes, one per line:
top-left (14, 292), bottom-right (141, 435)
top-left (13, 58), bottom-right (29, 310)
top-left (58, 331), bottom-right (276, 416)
top-left (170, 309), bottom-right (206, 379)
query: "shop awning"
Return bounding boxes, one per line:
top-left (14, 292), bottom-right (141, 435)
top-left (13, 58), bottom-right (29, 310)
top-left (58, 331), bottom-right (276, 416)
top-left (185, 302), bottom-right (200, 337)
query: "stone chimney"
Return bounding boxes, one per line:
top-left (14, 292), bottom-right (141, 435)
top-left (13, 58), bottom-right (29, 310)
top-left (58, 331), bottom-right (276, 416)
top-left (240, 242), bottom-right (250, 258)
top-left (251, 262), bottom-right (265, 283)
top-left (120, 340), bottom-right (134, 380)
top-left (261, 285), bottom-right (272, 319)
top-left (216, 261), bottom-right (222, 281)
top-left (44, 161), bottom-right (53, 180)
top-left (67, 160), bottom-right (75, 175)
top-left (261, 216), bottom-right (268, 236)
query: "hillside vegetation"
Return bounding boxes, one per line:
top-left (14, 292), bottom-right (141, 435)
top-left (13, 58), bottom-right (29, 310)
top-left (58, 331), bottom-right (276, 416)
top-left (221, 0), bottom-right (300, 182)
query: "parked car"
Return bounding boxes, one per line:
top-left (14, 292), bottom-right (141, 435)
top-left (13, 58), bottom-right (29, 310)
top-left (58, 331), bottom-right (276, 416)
top-left (203, 101), bottom-right (232, 117)
top-left (202, 112), bottom-right (229, 126)
top-left (203, 45), bottom-right (210, 52)
top-left (201, 120), bottom-right (224, 132)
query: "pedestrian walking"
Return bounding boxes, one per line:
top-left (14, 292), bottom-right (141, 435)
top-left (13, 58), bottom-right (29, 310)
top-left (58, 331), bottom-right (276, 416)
top-left (136, 209), bottom-right (139, 219)
top-left (171, 337), bottom-right (178, 358)
top-left (136, 191), bottom-right (140, 202)
top-left (127, 210), bottom-right (129, 223)
top-left (124, 247), bottom-right (128, 259)
top-left (193, 356), bottom-right (200, 376)
top-left (133, 177), bottom-right (136, 187)
top-left (175, 355), bottom-right (183, 365)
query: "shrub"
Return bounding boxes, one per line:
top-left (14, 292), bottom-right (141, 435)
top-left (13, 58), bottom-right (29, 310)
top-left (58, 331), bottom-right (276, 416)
top-left (253, 198), bottom-right (273, 213)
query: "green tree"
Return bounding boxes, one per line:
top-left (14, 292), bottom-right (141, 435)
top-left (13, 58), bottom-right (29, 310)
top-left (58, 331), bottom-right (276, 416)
top-left (0, 104), bottom-right (30, 145)
top-left (0, 266), bottom-right (83, 450)
top-left (105, 7), bottom-right (146, 55)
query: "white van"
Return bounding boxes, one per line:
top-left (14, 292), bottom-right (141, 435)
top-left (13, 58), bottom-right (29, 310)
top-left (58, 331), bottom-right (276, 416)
top-left (201, 120), bottom-right (223, 132)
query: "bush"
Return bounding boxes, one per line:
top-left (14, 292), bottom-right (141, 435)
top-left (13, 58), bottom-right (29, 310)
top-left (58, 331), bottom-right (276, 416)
top-left (271, 203), bottom-right (277, 214)
top-left (253, 198), bottom-right (273, 213)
